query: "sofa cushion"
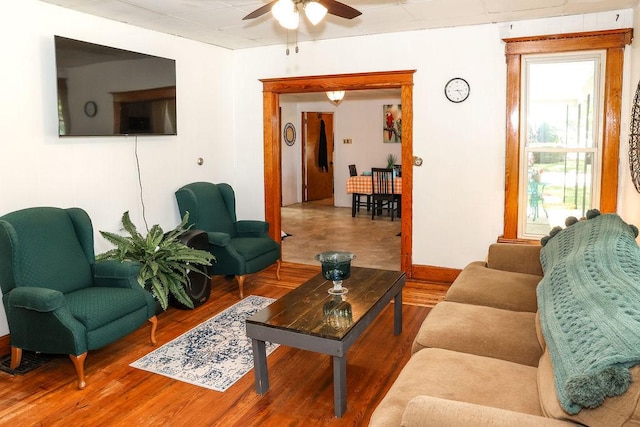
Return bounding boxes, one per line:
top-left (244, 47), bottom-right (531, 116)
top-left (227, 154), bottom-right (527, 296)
top-left (65, 287), bottom-right (151, 331)
top-left (400, 396), bottom-right (576, 426)
top-left (445, 261), bottom-right (541, 312)
top-left (486, 243), bottom-right (543, 276)
top-left (368, 348), bottom-right (543, 427)
top-left (538, 350), bottom-right (640, 426)
top-left (411, 301), bottom-right (542, 366)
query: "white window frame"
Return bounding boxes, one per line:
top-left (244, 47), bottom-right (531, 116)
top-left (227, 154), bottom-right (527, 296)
top-left (517, 51), bottom-right (606, 239)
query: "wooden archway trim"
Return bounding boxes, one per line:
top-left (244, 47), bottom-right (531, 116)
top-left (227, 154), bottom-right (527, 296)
top-left (261, 70), bottom-right (416, 276)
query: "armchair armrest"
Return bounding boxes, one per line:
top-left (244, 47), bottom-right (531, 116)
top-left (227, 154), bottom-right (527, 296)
top-left (236, 220), bottom-right (269, 236)
top-left (401, 396), bottom-right (575, 427)
top-left (208, 231), bottom-right (231, 247)
top-left (5, 287), bottom-right (65, 312)
top-left (93, 259), bottom-right (141, 289)
top-left (487, 243), bottom-right (543, 276)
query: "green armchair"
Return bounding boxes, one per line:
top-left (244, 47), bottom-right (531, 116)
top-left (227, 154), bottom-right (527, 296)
top-left (175, 182), bottom-right (281, 298)
top-left (0, 207), bottom-right (158, 389)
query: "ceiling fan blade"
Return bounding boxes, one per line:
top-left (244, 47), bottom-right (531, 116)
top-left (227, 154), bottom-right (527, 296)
top-left (317, 0), bottom-right (362, 19)
top-left (242, 1), bottom-right (278, 20)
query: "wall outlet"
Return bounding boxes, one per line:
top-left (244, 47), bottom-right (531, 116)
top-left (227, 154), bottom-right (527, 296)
top-left (343, 138), bottom-right (352, 144)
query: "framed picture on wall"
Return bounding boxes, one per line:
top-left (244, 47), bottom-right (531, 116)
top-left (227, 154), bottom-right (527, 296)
top-left (383, 104), bottom-right (402, 143)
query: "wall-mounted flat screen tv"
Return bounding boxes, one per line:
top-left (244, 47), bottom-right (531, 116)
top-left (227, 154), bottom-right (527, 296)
top-left (54, 36), bottom-right (177, 137)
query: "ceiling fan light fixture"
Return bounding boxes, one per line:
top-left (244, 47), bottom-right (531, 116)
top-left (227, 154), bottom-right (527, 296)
top-left (326, 90), bottom-right (345, 105)
top-left (305, 1), bottom-right (328, 25)
top-left (278, 9), bottom-right (299, 29)
top-left (271, 0), bottom-right (294, 21)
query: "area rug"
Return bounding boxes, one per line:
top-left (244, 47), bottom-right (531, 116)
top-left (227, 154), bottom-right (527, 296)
top-left (130, 295), bottom-right (277, 392)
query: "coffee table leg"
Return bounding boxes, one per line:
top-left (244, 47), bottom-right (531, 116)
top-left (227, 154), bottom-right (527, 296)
top-left (252, 339), bottom-right (269, 394)
top-left (394, 291), bottom-right (403, 335)
top-left (333, 355), bottom-right (347, 417)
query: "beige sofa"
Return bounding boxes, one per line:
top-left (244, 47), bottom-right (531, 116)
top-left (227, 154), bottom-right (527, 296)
top-left (370, 242), bottom-right (640, 427)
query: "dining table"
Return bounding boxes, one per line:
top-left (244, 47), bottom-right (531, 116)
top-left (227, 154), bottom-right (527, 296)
top-left (346, 175), bottom-right (402, 217)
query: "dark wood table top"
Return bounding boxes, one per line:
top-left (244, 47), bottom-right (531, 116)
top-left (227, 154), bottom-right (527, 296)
top-left (246, 267), bottom-right (406, 341)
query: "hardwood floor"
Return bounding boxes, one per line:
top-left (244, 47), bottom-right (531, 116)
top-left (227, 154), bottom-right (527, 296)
top-left (0, 263), bottom-right (446, 426)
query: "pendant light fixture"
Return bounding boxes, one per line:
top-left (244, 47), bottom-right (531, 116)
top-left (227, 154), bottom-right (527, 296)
top-left (326, 91), bottom-right (346, 105)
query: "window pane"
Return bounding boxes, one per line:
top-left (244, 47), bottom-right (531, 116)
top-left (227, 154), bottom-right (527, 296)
top-left (520, 54), bottom-right (602, 239)
top-left (526, 60), bottom-right (598, 149)
top-left (524, 151), bottom-right (594, 236)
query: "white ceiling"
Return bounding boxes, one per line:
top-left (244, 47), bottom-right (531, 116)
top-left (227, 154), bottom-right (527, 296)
top-left (40, 0), bottom-right (638, 51)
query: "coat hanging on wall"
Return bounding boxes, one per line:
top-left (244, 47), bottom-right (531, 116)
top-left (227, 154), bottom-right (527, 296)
top-left (318, 119), bottom-right (328, 172)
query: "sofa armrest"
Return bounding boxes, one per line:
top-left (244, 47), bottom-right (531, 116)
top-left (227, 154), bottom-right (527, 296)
top-left (236, 220), bottom-right (269, 237)
top-left (208, 232), bottom-right (231, 247)
top-left (5, 287), bottom-right (65, 312)
top-left (487, 243), bottom-right (543, 276)
top-left (93, 259), bottom-right (141, 289)
top-left (401, 396), bottom-right (576, 427)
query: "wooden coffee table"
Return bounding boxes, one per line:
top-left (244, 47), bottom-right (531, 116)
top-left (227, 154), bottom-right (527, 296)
top-left (245, 267), bottom-right (406, 417)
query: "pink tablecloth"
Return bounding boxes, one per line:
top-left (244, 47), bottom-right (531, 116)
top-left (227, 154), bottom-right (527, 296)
top-left (346, 176), bottom-right (402, 194)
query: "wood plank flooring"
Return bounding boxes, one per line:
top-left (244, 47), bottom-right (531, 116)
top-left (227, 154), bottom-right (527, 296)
top-left (0, 263), bottom-right (446, 426)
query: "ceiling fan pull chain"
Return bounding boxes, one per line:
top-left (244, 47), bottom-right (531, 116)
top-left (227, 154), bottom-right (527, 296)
top-left (286, 30), bottom-right (290, 55)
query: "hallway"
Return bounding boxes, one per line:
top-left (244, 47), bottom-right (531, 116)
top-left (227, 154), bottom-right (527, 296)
top-left (280, 200), bottom-right (402, 271)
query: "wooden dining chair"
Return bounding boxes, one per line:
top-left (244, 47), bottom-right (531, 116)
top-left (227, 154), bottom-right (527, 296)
top-left (371, 167), bottom-right (399, 221)
top-left (348, 164), bottom-right (371, 217)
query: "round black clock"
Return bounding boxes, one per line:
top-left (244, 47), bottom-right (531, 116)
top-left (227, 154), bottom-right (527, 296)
top-left (84, 101), bottom-right (97, 117)
top-left (283, 122), bottom-right (296, 146)
top-left (444, 78), bottom-right (470, 103)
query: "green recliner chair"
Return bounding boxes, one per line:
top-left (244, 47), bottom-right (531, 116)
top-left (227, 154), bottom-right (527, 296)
top-left (175, 182), bottom-right (281, 298)
top-left (0, 207), bottom-right (158, 389)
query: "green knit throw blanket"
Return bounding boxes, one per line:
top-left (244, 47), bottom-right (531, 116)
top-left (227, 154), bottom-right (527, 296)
top-left (538, 212), bottom-right (640, 414)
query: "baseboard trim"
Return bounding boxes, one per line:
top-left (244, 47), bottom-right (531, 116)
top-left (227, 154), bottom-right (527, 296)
top-left (0, 334), bottom-right (9, 356)
top-left (411, 264), bottom-right (461, 284)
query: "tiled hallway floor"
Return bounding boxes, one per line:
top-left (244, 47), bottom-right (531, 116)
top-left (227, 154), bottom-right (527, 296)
top-left (281, 200), bottom-right (401, 271)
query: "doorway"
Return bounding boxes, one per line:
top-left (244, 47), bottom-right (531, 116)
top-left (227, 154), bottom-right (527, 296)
top-left (261, 70), bottom-right (416, 276)
top-left (303, 112), bottom-right (334, 203)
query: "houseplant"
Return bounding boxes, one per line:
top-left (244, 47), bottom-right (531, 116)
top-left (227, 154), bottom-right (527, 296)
top-left (386, 153), bottom-right (398, 169)
top-left (97, 211), bottom-right (214, 310)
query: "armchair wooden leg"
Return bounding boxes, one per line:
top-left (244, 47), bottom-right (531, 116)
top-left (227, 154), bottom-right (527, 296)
top-left (236, 275), bottom-right (246, 299)
top-left (70, 352), bottom-right (87, 390)
top-left (275, 260), bottom-right (281, 280)
top-left (9, 346), bottom-right (22, 369)
top-left (148, 316), bottom-right (158, 345)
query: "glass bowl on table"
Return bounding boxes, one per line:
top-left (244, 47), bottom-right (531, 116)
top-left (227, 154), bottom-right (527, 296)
top-left (315, 251), bottom-right (356, 295)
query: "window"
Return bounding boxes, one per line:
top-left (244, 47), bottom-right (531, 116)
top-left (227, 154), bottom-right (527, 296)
top-left (501, 29), bottom-right (632, 243)
top-left (520, 53), bottom-right (605, 238)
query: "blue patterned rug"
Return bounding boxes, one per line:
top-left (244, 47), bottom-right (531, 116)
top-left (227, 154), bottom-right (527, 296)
top-left (130, 295), bottom-right (277, 392)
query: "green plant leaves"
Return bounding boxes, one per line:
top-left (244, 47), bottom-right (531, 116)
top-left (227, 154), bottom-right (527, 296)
top-left (96, 211), bottom-right (215, 310)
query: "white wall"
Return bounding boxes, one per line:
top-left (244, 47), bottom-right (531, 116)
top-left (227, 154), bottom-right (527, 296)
top-left (233, 9), bottom-right (635, 271)
top-left (0, 1), bottom-right (235, 335)
top-left (333, 97), bottom-right (403, 208)
top-left (280, 97), bottom-right (301, 206)
top-left (279, 94), bottom-right (402, 208)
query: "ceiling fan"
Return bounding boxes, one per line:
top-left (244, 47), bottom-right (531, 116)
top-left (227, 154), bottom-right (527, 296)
top-left (243, 0), bottom-right (362, 29)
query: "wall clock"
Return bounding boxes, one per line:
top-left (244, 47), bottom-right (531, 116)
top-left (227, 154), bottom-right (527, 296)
top-left (283, 122), bottom-right (296, 146)
top-left (629, 80), bottom-right (640, 192)
top-left (444, 78), bottom-right (470, 103)
top-left (84, 101), bottom-right (97, 117)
